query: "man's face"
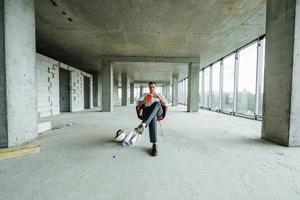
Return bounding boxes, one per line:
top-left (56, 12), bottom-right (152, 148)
top-left (149, 84), bottom-right (156, 93)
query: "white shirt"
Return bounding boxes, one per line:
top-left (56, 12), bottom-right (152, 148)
top-left (137, 93), bottom-right (168, 107)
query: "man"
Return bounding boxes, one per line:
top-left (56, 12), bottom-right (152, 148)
top-left (135, 81), bottom-right (168, 156)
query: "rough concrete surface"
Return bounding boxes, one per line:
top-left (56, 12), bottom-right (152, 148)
top-left (35, 0), bottom-right (266, 72)
top-left (5, 0), bottom-right (37, 146)
top-left (1, 106), bottom-right (300, 200)
top-left (262, 0), bottom-right (300, 146)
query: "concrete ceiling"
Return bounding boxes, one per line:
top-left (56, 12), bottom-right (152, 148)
top-left (113, 62), bottom-right (188, 83)
top-left (35, 0), bottom-right (266, 80)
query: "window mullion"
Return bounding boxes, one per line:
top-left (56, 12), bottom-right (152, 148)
top-left (233, 51), bottom-right (240, 114)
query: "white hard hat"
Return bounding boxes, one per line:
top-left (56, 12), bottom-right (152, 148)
top-left (114, 129), bottom-right (126, 142)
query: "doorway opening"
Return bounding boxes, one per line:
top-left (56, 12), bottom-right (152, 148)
top-left (59, 68), bottom-right (71, 112)
top-left (84, 76), bottom-right (91, 109)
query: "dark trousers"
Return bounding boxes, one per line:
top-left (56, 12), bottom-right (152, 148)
top-left (143, 101), bottom-right (163, 143)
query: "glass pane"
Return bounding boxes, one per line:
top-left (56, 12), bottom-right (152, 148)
top-left (180, 82), bottom-right (182, 104)
top-left (199, 70), bottom-right (203, 107)
top-left (182, 80), bottom-right (184, 105)
top-left (180, 81), bottom-right (183, 104)
top-left (203, 67), bottom-right (210, 107)
top-left (211, 62), bottom-right (220, 110)
top-left (156, 86), bottom-right (162, 94)
top-left (237, 42), bottom-right (257, 115)
top-left (259, 38), bottom-right (265, 116)
top-left (142, 86), bottom-right (147, 94)
top-left (118, 88), bottom-right (122, 104)
top-left (185, 78), bottom-right (188, 105)
top-left (222, 54), bottom-right (235, 112)
top-left (183, 80), bottom-right (185, 105)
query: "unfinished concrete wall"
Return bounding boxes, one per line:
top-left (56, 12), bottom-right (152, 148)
top-left (70, 71), bottom-right (84, 112)
top-left (4, 0), bottom-right (37, 146)
top-left (59, 63), bottom-right (93, 112)
top-left (0, 0), bottom-right (7, 147)
top-left (36, 54), bottom-right (93, 115)
top-left (262, 0), bottom-right (300, 146)
top-left (36, 53), bottom-right (60, 117)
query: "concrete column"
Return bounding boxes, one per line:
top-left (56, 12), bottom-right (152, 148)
top-left (262, 0), bottom-right (300, 146)
top-left (98, 71), bottom-right (102, 108)
top-left (187, 63), bottom-right (200, 112)
top-left (166, 83), bottom-right (171, 102)
top-left (92, 71), bottom-right (99, 107)
top-left (172, 74), bottom-right (179, 106)
top-left (162, 85), bottom-right (166, 97)
top-left (101, 61), bottom-right (113, 112)
top-left (140, 85), bottom-right (143, 97)
top-left (0, 0), bottom-right (37, 147)
top-left (130, 83), bottom-right (134, 104)
top-left (121, 73), bottom-right (128, 106)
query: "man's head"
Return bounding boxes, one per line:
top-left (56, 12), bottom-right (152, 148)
top-left (148, 81), bottom-right (157, 93)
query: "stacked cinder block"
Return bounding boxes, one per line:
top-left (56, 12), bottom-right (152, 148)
top-left (36, 54), bottom-right (59, 118)
top-left (36, 53), bottom-right (93, 118)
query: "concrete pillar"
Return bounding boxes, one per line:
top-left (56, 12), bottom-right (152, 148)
top-left (0, 0), bottom-right (37, 147)
top-left (162, 85), bottom-right (166, 97)
top-left (101, 61), bottom-right (113, 112)
top-left (98, 71), bottom-right (102, 108)
top-left (172, 74), bottom-right (179, 106)
top-left (113, 72), bottom-right (119, 105)
top-left (166, 83), bottom-right (171, 102)
top-left (121, 73), bottom-right (128, 106)
top-left (187, 63), bottom-right (200, 112)
top-left (130, 83), bottom-right (134, 104)
top-left (93, 71), bottom-right (102, 107)
top-left (262, 0), bottom-right (300, 146)
top-left (140, 85), bottom-right (143, 97)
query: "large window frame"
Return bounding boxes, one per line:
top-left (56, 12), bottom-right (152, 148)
top-left (178, 77), bottom-right (188, 106)
top-left (198, 35), bottom-right (265, 120)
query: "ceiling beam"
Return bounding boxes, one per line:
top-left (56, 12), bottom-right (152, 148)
top-left (133, 80), bottom-right (170, 85)
top-left (100, 56), bottom-right (200, 63)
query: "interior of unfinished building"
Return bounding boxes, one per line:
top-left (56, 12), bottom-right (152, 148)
top-left (1, 0), bottom-right (300, 199)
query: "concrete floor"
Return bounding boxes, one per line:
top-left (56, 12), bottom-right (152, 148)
top-left (1, 106), bottom-right (300, 200)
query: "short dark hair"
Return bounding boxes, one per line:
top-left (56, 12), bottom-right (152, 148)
top-left (149, 81), bottom-right (157, 86)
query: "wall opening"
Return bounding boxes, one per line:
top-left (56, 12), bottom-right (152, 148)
top-left (84, 76), bottom-right (90, 109)
top-left (59, 68), bottom-right (71, 112)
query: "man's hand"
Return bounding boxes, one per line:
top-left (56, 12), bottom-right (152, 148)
top-left (153, 93), bottom-right (165, 105)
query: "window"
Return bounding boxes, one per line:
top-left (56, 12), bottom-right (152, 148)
top-left (198, 35), bottom-right (265, 120)
top-left (179, 81), bottom-right (183, 104)
top-left (203, 67), bottom-right (210, 108)
top-left (199, 70), bottom-right (203, 107)
top-left (237, 42), bottom-right (258, 115)
top-left (179, 79), bottom-right (188, 105)
top-left (142, 86), bottom-right (147, 94)
top-left (117, 87), bottom-right (122, 104)
top-left (258, 38), bottom-right (265, 117)
top-left (156, 86), bottom-right (162, 94)
top-left (222, 54), bottom-right (235, 112)
top-left (211, 62), bottom-right (220, 110)
top-left (184, 78), bottom-right (188, 105)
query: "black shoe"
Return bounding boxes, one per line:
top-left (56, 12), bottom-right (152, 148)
top-left (134, 124), bottom-right (144, 135)
top-left (151, 144), bottom-right (158, 157)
